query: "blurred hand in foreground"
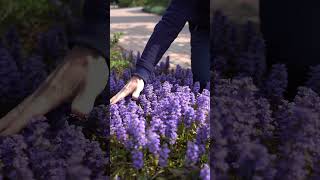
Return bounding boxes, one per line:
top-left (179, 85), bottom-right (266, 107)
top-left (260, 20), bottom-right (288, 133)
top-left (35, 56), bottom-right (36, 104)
top-left (110, 75), bottom-right (144, 105)
top-left (0, 46), bottom-right (108, 136)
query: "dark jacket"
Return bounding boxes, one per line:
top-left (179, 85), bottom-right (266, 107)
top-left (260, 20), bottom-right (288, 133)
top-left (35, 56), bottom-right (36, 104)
top-left (69, 0), bottom-right (109, 65)
top-left (134, 0), bottom-right (210, 82)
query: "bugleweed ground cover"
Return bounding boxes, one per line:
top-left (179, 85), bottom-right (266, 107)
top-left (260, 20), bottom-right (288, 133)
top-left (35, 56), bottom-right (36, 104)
top-left (1, 6), bottom-right (320, 180)
top-left (0, 25), bottom-right (110, 180)
top-left (211, 11), bottom-right (320, 180)
top-left (0, 27), bottom-right (210, 180)
top-left (110, 57), bottom-right (210, 179)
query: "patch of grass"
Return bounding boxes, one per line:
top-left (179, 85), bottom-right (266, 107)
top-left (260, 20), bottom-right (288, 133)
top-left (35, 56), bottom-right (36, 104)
top-left (117, 0), bottom-right (145, 7)
top-left (110, 58), bottom-right (130, 73)
top-left (142, 0), bottom-right (169, 15)
top-left (143, 5), bottom-right (166, 15)
top-left (110, 32), bottom-right (131, 74)
top-left (110, 49), bottom-right (130, 73)
top-left (111, 32), bottom-right (124, 49)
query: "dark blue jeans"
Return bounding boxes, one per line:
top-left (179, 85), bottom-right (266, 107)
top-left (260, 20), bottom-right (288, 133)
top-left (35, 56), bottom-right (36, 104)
top-left (189, 25), bottom-right (210, 89)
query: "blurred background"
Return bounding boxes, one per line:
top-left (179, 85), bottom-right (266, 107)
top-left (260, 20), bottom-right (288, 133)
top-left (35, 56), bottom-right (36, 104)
top-left (0, 0), bottom-right (83, 114)
top-left (110, 0), bottom-right (170, 15)
top-left (0, 0), bottom-right (83, 54)
top-left (213, 0), bottom-right (259, 24)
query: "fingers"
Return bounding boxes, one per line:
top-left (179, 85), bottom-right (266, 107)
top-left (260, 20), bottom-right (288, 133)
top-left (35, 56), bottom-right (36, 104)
top-left (0, 114), bottom-right (34, 136)
top-left (0, 114), bottom-right (15, 133)
top-left (71, 91), bottom-right (96, 117)
top-left (71, 55), bottom-right (108, 117)
top-left (110, 76), bottom-right (145, 104)
top-left (132, 79), bottom-right (144, 100)
top-left (110, 81), bottom-right (136, 105)
top-left (0, 102), bottom-right (26, 132)
top-left (0, 120), bottom-right (25, 136)
top-left (0, 86), bottom-right (39, 135)
top-left (0, 48), bottom-right (104, 136)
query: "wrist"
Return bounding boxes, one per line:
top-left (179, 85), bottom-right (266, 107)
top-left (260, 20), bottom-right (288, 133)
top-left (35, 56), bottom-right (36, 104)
top-left (134, 65), bottom-right (151, 83)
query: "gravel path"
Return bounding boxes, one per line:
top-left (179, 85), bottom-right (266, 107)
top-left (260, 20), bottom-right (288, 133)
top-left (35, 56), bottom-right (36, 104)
top-left (111, 7), bottom-right (191, 69)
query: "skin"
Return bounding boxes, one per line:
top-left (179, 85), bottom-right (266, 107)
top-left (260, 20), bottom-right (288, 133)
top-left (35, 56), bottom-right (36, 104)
top-left (110, 75), bottom-right (144, 105)
top-left (0, 46), bottom-right (108, 136)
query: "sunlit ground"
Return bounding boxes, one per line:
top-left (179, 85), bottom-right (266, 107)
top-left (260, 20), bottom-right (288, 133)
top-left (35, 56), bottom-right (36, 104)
top-left (110, 7), bottom-right (191, 69)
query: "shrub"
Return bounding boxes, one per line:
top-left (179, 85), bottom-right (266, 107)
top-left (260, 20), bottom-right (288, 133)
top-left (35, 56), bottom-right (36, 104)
top-left (118, 0), bottom-right (145, 7)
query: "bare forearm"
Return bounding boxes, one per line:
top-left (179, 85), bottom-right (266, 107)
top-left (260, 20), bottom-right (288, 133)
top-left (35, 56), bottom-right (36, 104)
top-left (23, 47), bottom-right (99, 116)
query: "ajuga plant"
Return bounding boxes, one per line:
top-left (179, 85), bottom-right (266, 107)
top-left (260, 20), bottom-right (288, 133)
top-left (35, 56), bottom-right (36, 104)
top-left (211, 11), bottom-right (320, 180)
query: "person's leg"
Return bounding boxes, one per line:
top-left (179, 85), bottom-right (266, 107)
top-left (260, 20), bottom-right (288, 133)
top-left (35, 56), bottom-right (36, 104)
top-left (190, 26), bottom-right (210, 90)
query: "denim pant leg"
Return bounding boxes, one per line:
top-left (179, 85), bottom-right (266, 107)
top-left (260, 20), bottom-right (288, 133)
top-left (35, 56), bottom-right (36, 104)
top-left (190, 27), bottom-right (210, 89)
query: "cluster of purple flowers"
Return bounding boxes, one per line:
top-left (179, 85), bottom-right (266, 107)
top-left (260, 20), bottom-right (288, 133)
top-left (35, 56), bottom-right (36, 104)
top-left (110, 56), bottom-right (210, 178)
top-left (0, 26), bottom-right (69, 116)
top-left (211, 11), bottom-right (320, 179)
top-left (0, 117), bottom-right (108, 180)
top-left (4, 9), bottom-right (319, 180)
top-left (1, 25), bottom-right (210, 178)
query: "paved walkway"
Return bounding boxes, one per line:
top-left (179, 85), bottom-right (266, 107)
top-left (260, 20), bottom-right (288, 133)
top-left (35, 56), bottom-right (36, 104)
top-left (111, 7), bottom-right (191, 69)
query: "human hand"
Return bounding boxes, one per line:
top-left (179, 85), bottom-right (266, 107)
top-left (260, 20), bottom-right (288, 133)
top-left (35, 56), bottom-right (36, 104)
top-left (0, 46), bottom-right (108, 136)
top-left (110, 75), bottom-right (144, 104)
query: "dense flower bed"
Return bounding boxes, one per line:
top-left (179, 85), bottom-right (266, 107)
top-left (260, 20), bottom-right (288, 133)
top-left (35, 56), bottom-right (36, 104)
top-left (211, 11), bottom-right (320, 180)
top-left (0, 26), bottom-right (211, 179)
top-left (109, 59), bottom-right (210, 179)
top-left (2, 8), bottom-right (320, 180)
top-left (0, 117), bottom-right (108, 180)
